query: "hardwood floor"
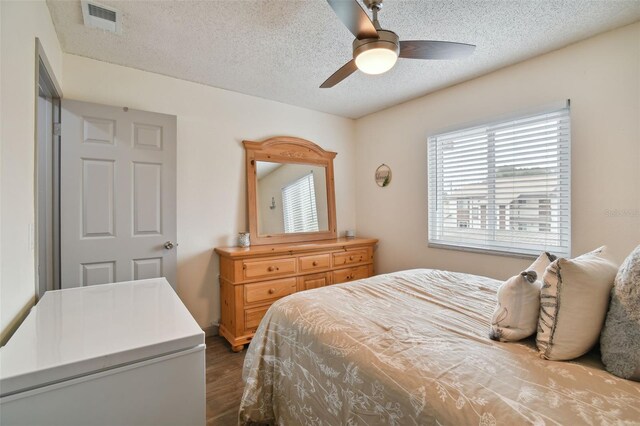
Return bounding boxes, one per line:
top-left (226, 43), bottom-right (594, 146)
top-left (206, 335), bottom-right (246, 425)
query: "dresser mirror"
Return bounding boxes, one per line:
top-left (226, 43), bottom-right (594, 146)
top-left (244, 136), bottom-right (337, 245)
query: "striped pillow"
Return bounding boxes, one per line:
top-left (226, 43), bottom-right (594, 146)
top-left (537, 246), bottom-right (618, 361)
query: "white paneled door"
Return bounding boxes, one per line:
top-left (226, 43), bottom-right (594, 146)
top-left (61, 100), bottom-right (177, 288)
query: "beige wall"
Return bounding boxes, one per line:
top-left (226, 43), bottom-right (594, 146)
top-left (62, 54), bottom-right (356, 330)
top-left (0, 0), bottom-right (63, 341)
top-left (355, 22), bottom-right (640, 280)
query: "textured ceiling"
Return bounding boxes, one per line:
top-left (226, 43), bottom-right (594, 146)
top-left (47, 0), bottom-right (640, 118)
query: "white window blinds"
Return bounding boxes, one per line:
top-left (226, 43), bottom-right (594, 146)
top-left (282, 173), bottom-right (319, 233)
top-left (428, 106), bottom-right (571, 257)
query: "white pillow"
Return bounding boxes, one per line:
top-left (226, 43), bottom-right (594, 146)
top-left (536, 246), bottom-right (618, 361)
top-left (489, 252), bottom-right (555, 342)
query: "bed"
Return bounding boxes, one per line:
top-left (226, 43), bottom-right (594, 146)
top-left (238, 269), bottom-right (640, 425)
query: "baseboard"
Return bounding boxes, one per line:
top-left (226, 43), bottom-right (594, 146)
top-left (1, 295), bottom-right (37, 347)
top-left (203, 323), bottom-right (219, 337)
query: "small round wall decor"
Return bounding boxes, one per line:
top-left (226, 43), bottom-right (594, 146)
top-left (375, 164), bottom-right (392, 187)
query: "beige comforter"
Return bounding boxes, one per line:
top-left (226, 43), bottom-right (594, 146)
top-left (239, 269), bottom-right (640, 425)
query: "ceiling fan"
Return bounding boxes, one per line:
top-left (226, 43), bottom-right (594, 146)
top-left (321, 0), bottom-right (476, 88)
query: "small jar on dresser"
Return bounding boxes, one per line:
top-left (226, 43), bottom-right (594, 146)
top-left (214, 237), bottom-right (377, 352)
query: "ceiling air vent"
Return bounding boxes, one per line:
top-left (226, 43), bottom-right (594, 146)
top-left (81, 0), bottom-right (122, 34)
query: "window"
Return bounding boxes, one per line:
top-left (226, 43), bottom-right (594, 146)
top-left (282, 173), bottom-right (319, 233)
top-left (428, 106), bottom-right (570, 257)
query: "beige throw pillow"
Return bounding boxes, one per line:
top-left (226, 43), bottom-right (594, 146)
top-left (600, 244), bottom-right (640, 381)
top-left (489, 252), bottom-right (556, 342)
top-left (537, 246), bottom-right (618, 361)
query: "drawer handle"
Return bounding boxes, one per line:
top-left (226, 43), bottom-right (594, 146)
top-left (346, 275), bottom-right (353, 280)
top-left (268, 288), bottom-right (276, 294)
top-left (349, 256), bottom-right (354, 261)
top-left (267, 266), bottom-right (280, 272)
top-left (312, 261), bottom-right (318, 266)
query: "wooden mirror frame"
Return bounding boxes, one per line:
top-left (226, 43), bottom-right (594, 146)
top-left (244, 136), bottom-right (337, 245)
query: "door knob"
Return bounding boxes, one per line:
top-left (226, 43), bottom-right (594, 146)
top-left (164, 241), bottom-right (178, 250)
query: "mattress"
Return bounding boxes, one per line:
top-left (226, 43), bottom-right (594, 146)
top-left (239, 269), bottom-right (640, 425)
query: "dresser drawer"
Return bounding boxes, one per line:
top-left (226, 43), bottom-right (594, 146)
top-left (299, 253), bottom-right (331, 272)
top-left (244, 305), bottom-right (270, 331)
top-left (298, 272), bottom-right (331, 291)
top-left (243, 257), bottom-right (297, 280)
top-left (244, 277), bottom-right (297, 304)
top-left (333, 265), bottom-right (370, 284)
top-left (332, 249), bottom-right (369, 267)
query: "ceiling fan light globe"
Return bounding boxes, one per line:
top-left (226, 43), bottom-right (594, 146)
top-left (352, 30), bottom-right (400, 76)
top-left (355, 48), bottom-right (398, 74)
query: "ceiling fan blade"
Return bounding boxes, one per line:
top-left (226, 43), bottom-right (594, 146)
top-left (327, 0), bottom-right (378, 40)
top-left (399, 40), bottom-right (476, 60)
top-left (320, 59), bottom-right (358, 88)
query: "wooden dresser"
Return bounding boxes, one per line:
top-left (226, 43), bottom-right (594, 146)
top-left (215, 237), bottom-right (377, 351)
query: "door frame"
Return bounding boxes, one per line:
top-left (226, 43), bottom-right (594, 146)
top-left (35, 38), bottom-right (63, 299)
